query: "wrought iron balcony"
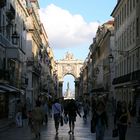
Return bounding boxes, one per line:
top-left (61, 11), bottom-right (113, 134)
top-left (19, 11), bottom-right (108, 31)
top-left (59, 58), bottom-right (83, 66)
top-left (32, 64), bottom-right (41, 76)
top-left (6, 5), bottom-right (15, 22)
top-left (0, 33), bottom-right (12, 48)
top-left (0, 69), bottom-right (10, 81)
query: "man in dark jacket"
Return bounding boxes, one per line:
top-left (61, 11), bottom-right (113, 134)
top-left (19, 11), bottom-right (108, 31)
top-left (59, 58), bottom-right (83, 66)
top-left (66, 99), bottom-right (81, 134)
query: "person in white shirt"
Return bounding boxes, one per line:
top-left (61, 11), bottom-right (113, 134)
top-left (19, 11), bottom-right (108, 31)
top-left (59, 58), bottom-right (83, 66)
top-left (52, 98), bottom-right (62, 135)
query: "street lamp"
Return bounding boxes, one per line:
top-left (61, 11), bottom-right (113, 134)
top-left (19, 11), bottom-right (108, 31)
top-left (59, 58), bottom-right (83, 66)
top-left (0, 23), bottom-right (19, 45)
top-left (12, 24), bottom-right (19, 45)
top-left (95, 67), bottom-right (100, 74)
top-left (108, 54), bottom-right (114, 63)
top-left (108, 49), bottom-right (129, 62)
top-left (12, 30), bottom-right (19, 45)
top-left (94, 53), bottom-right (114, 74)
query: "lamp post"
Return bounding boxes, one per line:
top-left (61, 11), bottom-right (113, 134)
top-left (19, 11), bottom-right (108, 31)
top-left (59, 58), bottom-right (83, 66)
top-left (12, 31), bottom-right (19, 45)
top-left (108, 54), bottom-right (114, 63)
top-left (12, 24), bottom-right (19, 45)
top-left (93, 54), bottom-right (116, 99)
top-left (108, 49), bottom-right (129, 62)
top-left (107, 49), bottom-right (129, 104)
top-left (0, 24), bottom-right (19, 45)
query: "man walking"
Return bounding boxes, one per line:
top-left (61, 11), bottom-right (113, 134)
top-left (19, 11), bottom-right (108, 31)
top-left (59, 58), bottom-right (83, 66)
top-left (52, 98), bottom-right (62, 135)
top-left (15, 100), bottom-right (23, 127)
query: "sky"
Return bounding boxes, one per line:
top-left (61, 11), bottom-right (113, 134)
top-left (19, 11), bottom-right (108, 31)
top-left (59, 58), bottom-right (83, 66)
top-left (38, 0), bottom-right (117, 94)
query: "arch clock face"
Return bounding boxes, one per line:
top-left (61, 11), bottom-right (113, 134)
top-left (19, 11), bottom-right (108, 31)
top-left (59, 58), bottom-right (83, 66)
top-left (66, 65), bottom-right (72, 71)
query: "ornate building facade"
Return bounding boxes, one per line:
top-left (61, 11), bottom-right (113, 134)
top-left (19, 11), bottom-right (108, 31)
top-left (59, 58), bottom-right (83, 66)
top-left (111, 0), bottom-right (140, 116)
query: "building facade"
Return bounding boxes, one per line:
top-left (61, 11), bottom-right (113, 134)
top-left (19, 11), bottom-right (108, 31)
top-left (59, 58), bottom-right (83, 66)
top-left (0, 0), bottom-right (54, 119)
top-left (0, 0), bottom-right (28, 119)
top-left (111, 0), bottom-right (140, 116)
top-left (79, 20), bottom-right (115, 107)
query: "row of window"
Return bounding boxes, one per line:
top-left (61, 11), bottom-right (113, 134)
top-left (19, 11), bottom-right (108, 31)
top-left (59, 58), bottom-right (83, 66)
top-left (116, 89), bottom-right (133, 103)
top-left (114, 0), bottom-right (140, 77)
top-left (115, 48), bottom-right (140, 77)
top-left (115, 0), bottom-right (137, 30)
top-left (116, 19), bottom-right (136, 51)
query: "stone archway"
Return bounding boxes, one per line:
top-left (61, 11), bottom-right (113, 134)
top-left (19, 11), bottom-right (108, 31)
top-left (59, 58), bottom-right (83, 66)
top-left (56, 52), bottom-right (84, 98)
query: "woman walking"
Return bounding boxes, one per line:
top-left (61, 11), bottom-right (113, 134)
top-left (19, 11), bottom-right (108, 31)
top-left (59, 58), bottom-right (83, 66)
top-left (93, 101), bottom-right (108, 140)
top-left (15, 100), bottom-right (23, 127)
top-left (42, 99), bottom-right (49, 125)
top-left (83, 100), bottom-right (89, 121)
top-left (52, 98), bottom-right (62, 135)
top-left (32, 101), bottom-right (44, 138)
top-left (114, 101), bottom-right (131, 140)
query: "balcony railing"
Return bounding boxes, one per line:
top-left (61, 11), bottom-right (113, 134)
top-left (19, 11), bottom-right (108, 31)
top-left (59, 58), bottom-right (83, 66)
top-left (0, 33), bottom-right (12, 48)
top-left (6, 5), bottom-right (15, 22)
top-left (0, 68), bottom-right (19, 86)
top-left (0, 69), bottom-right (10, 82)
top-left (32, 65), bottom-right (41, 76)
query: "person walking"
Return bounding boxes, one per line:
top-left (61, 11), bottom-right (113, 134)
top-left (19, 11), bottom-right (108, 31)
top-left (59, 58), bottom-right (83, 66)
top-left (26, 98), bottom-right (32, 126)
top-left (83, 100), bottom-right (89, 121)
top-left (15, 100), bottom-right (23, 127)
top-left (92, 100), bottom-right (108, 140)
top-left (114, 101), bottom-right (131, 140)
top-left (22, 103), bottom-right (28, 127)
top-left (52, 98), bottom-right (63, 135)
top-left (42, 99), bottom-right (49, 125)
top-left (31, 101), bottom-right (44, 138)
top-left (66, 99), bottom-right (81, 135)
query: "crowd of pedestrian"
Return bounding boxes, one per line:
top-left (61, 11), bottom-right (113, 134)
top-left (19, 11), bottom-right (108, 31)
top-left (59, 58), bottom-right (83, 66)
top-left (90, 96), bottom-right (133, 140)
top-left (14, 96), bottom-right (50, 138)
top-left (14, 93), bottom-right (136, 140)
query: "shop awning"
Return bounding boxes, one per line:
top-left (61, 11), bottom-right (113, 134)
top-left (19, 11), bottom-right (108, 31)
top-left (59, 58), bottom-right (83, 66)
top-left (40, 92), bottom-right (52, 98)
top-left (0, 89), bottom-right (6, 93)
top-left (91, 87), bottom-right (109, 92)
top-left (0, 83), bottom-right (21, 94)
top-left (112, 70), bottom-right (140, 85)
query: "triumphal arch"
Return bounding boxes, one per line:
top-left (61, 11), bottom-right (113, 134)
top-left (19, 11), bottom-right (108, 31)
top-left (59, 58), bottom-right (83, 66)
top-left (56, 52), bottom-right (84, 98)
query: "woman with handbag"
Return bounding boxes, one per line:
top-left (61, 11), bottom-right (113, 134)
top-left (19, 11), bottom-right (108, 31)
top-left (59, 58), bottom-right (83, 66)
top-left (114, 101), bottom-right (131, 140)
top-left (32, 101), bottom-right (44, 138)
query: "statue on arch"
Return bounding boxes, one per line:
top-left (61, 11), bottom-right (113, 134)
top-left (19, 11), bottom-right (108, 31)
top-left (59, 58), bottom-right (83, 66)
top-left (65, 52), bottom-right (74, 60)
top-left (67, 82), bottom-right (70, 90)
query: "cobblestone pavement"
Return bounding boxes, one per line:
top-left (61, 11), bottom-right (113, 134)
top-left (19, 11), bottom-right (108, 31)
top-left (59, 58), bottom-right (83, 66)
top-left (0, 113), bottom-right (140, 140)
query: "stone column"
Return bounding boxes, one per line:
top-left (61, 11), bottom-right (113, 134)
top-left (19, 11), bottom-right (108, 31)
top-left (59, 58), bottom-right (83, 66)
top-left (58, 81), bottom-right (63, 98)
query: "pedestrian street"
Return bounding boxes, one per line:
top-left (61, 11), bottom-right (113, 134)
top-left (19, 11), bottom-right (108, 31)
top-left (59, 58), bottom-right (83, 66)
top-left (0, 113), bottom-right (140, 140)
top-left (0, 115), bottom-right (96, 140)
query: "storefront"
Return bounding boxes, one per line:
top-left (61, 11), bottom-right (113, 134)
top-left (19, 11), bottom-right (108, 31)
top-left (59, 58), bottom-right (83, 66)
top-left (112, 70), bottom-right (140, 117)
top-left (0, 83), bottom-right (21, 119)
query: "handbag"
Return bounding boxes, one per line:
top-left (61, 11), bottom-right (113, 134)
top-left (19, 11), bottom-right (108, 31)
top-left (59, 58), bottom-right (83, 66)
top-left (112, 128), bottom-right (118, 137)
top-left (60, 115), bottom-right (63, 126)
top-left (63, 115), bottom-right (68, 124)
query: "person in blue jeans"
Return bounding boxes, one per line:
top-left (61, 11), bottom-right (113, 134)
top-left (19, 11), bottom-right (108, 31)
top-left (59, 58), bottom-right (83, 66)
top-left (93, 100), bottom-right (108, 140)
top-left (52, 99), bottom-right (62, 135)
